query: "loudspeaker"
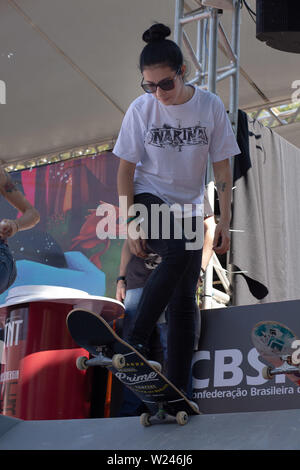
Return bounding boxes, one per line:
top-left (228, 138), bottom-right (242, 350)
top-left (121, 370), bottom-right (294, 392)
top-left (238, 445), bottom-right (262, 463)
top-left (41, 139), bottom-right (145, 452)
top-left (256, 0), bottom-right (300, 53)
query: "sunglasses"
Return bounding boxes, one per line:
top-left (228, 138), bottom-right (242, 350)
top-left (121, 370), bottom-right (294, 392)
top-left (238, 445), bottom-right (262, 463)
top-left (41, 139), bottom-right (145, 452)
top-left (141, 68), bottom-right (181, 94)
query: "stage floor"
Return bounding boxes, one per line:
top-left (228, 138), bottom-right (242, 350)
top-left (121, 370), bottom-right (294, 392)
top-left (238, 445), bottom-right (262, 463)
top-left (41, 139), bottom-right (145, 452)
top-left (1, 408), bottom-right (300, 450)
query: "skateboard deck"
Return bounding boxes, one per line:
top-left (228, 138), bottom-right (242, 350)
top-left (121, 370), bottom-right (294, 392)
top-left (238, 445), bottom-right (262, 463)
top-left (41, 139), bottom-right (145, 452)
top-left (252, 320), bottom-right (300, 384)
top-left (66, 308), bottom-right (200, 426)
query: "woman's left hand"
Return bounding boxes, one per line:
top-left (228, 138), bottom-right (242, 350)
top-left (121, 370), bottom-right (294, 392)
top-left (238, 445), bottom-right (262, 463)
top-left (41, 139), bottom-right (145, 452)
top-left (213, 220), bottom-right (230, 255)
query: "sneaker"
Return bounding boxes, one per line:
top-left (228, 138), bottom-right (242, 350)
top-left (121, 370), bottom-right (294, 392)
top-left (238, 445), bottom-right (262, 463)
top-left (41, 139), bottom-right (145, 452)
top-left (188, 400), bottom-right (199, 413)
top-left (179, 389), bottom-right (199, 413)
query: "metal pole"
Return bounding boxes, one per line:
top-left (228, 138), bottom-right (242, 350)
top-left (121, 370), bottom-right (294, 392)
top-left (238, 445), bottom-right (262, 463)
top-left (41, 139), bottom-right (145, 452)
top-left (217, 66), bottom-right (237, 82)
top-left (174, 0), bottom-right (184, 48)
top-left (196, 19), bottom-right (203, 84)
top-left (207, 8), bottom-right (218, 95)
top-left (180, 10), bottom-right (211, 25)
top-left (202, 179), bottom-right (215, 310)
top-left (218, 22), bottom-right (237, 63)
top-left (206, 7), bottom-right (218, 184)
top-left (229, 0), bottom-right (241, 136)
top-left (201, 18), bottom-right (208, 86)
top-left (206, 7), bottom-right (218, 187)
top-left (203, 8), bottom-right (219, 310)
top-left (227, 0), bottom-right (241, 290)
top-left (182, 31), bottom-right (203, 74)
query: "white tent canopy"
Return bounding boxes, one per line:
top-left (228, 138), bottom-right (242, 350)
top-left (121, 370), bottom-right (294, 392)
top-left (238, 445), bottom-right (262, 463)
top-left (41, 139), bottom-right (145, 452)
top-left (0, 0), bottom-right (299, 166)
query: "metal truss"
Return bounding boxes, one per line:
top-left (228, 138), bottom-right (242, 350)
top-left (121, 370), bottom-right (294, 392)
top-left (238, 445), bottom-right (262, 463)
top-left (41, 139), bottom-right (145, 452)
top-left (246, 100), bottom-right (300, 129)
top-left (174, 0), bottom-right (242, 309)
top-left (2, 140), bottom-right (113, 172)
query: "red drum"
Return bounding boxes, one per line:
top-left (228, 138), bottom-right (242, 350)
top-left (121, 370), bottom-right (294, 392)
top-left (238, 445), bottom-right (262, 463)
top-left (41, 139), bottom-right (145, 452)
top-left (0, 301), bottom-right (91, 420)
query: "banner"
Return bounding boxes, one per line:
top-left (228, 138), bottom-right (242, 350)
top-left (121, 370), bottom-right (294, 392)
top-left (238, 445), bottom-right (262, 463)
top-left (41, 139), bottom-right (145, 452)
top-left (193, 299), bottom-right (300, 413)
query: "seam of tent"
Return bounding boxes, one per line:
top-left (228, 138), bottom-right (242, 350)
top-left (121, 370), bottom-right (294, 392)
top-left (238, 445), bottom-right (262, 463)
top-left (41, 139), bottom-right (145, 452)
top-left (7, 0), bottom-right (125, 116)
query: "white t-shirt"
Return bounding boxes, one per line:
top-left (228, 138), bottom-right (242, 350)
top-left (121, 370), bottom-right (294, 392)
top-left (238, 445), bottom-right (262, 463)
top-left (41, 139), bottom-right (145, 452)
top-left (113, 86), bottom-right (240, 216)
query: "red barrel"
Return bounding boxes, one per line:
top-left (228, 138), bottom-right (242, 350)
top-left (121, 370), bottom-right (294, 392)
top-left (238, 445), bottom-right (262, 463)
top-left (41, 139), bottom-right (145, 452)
top-left (0, 301), bottom-right (91, 420)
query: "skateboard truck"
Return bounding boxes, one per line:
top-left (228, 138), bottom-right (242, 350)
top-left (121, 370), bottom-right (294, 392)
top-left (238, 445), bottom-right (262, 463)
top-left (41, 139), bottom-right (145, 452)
top-left (76, 352), bottom-right (126, 370)
top-left (140, 402), bottom-right (189, 427)
top-left (262, 354), bottom-right (300, 380)
top-left (76, 350), bottom-right (162, 372)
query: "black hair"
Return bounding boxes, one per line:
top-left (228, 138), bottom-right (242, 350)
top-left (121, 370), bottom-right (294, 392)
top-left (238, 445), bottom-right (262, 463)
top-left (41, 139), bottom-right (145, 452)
top-left (139, 23), bottom-right (183, 72)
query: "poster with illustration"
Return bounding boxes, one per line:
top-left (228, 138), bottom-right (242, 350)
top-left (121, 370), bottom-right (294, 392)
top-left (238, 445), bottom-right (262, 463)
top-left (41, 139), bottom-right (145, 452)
top-left (0, 152), bottom-right (123, 304)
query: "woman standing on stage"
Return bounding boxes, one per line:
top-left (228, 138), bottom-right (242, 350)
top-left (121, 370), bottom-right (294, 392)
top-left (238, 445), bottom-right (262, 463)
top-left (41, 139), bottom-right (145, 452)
top-left (113, 23), bottom-right (240, 400)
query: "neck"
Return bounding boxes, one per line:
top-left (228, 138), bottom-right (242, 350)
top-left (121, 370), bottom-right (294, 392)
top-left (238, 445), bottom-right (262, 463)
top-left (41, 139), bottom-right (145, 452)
top-left (175, 85), bottom-right (194, 105)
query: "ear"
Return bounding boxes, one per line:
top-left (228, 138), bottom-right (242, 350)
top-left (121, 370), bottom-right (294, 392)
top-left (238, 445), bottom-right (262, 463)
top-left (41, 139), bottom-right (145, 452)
top-left (179, 64), bottom-right (186, 78)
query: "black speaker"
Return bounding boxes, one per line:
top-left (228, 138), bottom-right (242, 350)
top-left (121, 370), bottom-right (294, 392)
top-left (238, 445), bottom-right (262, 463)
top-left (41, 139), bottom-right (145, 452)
top-left (256, 0), bottom-right (300, 53)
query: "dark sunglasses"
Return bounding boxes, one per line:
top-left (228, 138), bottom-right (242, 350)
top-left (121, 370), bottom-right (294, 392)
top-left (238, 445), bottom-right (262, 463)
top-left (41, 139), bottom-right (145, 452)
top-left (141, 68), bottom-right (181, 94)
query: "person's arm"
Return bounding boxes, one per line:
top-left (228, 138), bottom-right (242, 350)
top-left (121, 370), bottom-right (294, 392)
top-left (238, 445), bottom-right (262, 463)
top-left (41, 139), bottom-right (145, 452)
top-left (202, 215), bottom-right (216, 271)
top-left (212, 158), bottom-right (232, 255)
top-left (116, 240), bottom-right (132, 302)
top-left (0, 170), bottom-right (40, 239)
top-left (117, 158), bottom-right (147, 258)
top-left (117, 157), bottom-right (136, 220)
top-left (197, 215), bottom-right (216, 288)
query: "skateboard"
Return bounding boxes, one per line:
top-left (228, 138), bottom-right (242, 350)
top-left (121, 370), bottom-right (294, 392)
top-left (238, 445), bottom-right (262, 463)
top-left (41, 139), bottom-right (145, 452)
top-left (66, 308), bottom-right (200, 426)
top-left (252, 320), bottom-right (300, 384)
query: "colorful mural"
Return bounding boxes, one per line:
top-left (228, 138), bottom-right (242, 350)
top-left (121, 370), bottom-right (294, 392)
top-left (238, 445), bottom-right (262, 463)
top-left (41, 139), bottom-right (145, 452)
top-left (0, 152), bottom-right (123, 303)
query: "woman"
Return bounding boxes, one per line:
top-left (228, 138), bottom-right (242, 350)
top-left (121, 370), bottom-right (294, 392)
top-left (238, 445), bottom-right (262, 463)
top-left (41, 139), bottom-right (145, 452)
top-left (113, 23), bottom-right (240, 400)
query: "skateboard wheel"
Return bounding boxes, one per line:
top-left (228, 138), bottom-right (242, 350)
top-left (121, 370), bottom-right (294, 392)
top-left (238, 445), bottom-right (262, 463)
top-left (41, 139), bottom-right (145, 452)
top-left (262, 366), bottom-right (273, 380)
top-left (149, 361), bottom-right (162, 373)
top-left (140, 413), bottom-right (151, 427)
top-left (76, 356), bottom-right (89, 370)
top-left (176, 411), bottom-right (188, 426)
top-left (112, 354), bottom-right (126, 369)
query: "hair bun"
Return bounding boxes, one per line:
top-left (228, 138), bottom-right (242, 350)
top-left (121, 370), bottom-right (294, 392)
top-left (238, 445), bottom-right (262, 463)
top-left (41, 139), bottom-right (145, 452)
top-left (142, 23), bottom-right (171, 44)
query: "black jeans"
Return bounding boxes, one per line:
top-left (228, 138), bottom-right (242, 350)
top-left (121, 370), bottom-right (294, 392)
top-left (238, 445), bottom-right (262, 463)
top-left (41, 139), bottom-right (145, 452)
top-left (129, 193), bottom-right (203, 394)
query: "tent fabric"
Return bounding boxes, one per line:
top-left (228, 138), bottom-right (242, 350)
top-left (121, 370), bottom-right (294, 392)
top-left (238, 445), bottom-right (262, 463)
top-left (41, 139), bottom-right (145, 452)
top-left (0, 0), bottom-right (300, 165)
top-left (231, 112), bottom-right (300, 305)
